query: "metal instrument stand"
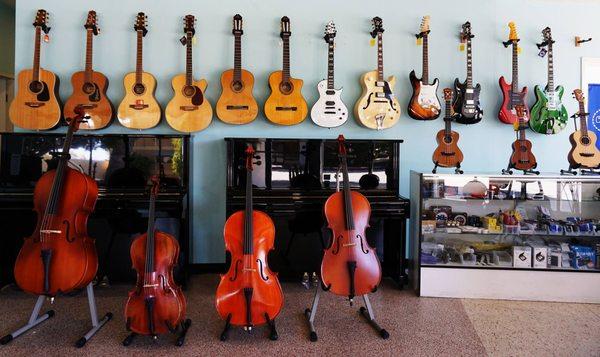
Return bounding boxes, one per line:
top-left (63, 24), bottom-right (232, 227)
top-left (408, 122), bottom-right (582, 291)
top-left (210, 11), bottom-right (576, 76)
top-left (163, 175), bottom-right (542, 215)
top-left (123, 319), bottom-right (192, 347)
top-left (0, 283), bottom-right (112, 348)
top-left (303, 281), bottom-right (389, 342)
top-left (432, 161), bottom-right (463, 174)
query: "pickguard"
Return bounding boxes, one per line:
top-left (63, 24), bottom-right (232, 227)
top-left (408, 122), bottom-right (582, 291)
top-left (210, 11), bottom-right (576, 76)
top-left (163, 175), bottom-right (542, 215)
top-left (191, 86), bottom-right (204, 106)
top-left (36, 82), bottom-right (51, 102)
top-left (87, 83), bottom-right (101, 102)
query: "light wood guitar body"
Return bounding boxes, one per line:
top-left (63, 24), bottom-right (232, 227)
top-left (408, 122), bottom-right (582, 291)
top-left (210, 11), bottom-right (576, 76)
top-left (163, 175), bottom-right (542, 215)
top-left (10, 69), bottom-right (61, 130)
top-left (64, 71), bottom-right (113, 130)
top-left (216, 69), bottom-right (258, 125)
top-left (117, 72), bottom-right (161, 130)
top-left (354, 70), bottom-right (400, 130)
top-left (568, 131), bottom-right (600, 168)
top-left (264, 71), bottom-right (307, 125)
top-left (165, 74), bottom-right (212, 133)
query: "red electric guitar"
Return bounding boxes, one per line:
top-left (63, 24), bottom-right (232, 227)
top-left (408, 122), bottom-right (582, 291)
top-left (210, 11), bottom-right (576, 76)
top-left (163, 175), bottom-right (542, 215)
top-left (498, 22), bottom-right (529, 125)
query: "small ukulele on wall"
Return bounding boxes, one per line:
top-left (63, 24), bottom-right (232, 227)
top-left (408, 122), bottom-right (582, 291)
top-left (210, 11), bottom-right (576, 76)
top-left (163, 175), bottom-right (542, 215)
top-left (9, 9), bottom-right (61, 130)
top-left (264, 16), bottom-right (308, 125)
top-left (562, 89), bottom-right (600, 174)
top-left (216, 14), bottom-right (258, 125)
top-left (408, 16), bottom-right (441, 121)
top-left (354, 17), bottom-right (400, 130)
top-left (117, 12), bottom-right (161, 130)
top-left (432, 89), bottom-right (463, 174)
top-left (64, 10), bottom-right (113, 130)
top-left (311, 21), bottom-right (348, 128)
top-left (166, 15), bottom-right (213, 133)
top-left (530, 27), bottom-right (568, 135)
top-left (499, 22), bottom-right (529, 125)
top-left (453, 21), bottom-right (483, 124)
top-left (503, 104), bottom-right (539, 175)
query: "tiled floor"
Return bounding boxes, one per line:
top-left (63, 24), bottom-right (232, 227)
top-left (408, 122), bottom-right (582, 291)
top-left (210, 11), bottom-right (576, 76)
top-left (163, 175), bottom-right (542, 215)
top-left (0, 275), bottom-right (597, 356)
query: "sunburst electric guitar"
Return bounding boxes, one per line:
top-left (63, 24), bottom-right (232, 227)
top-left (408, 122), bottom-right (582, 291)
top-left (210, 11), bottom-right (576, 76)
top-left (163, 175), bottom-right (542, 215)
top-left (498, 22), bottom-right (529, 125)
top-left (567, 90), bottom-right (600, 170)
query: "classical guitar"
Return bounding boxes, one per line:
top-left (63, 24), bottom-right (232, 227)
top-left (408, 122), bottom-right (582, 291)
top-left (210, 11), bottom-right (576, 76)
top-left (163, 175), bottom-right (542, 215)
top-left (499, 22), bottom-right (529, 125)
top-left (310, 21), bottom-right (348, 128)
top-left (433, 89), bottom-right (463, 173)
top-left (408, 16), bottom-right (441, 120)
top-left (264, 16), bottom-right (308, 125)
top-left (166, 15), bottom-right (213, 133)
top-left (354, 17), bottom-right (400, 130)
top-left (9, 9), bottom-right (61, 130)
top-left (117, 12), bottom-right (161, 130)
top-left (530, 27), bottom-right (568, 134)
top-left (567, 90), bottom-right (600, 169)
top-left (453, 21), bottom-right (483, 124)
top-left (64, 11), bottom-right (113, 130)
top-left (505, 104), bottom-right (538, 174)
top-left (216, 14), bottom-right (258, 125)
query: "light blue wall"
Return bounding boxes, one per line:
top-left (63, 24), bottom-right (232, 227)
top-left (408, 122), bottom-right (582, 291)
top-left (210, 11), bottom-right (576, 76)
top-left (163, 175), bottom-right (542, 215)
top-left (14, 0), bottom-right (600, 263)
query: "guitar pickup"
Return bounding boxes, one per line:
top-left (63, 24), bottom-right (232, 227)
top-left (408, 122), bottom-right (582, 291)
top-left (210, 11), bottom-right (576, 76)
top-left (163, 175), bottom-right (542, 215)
top-left (466, 100), bottom-right (475, 105)
top-left (324, 111), bottom-right (337, 114)
top-left (375, 92), bottom-right (386, 98)
top-left (226, 105), bottom-right (249, 110)
top-left (25, 102), bottom-right (45, 108)
top-left (375, 81), bottom-right (385, 87)
top-left (441, 152), bottom-right (456, 156)
top-left (275, 107), bottom-right (297, 111)
top-left (466, 89), bottom-right (474, 94)
top-left (129, 103), bottom-right (149, 110)
top-left (325, 101), bottom-right (335, 106)
top-left (179, 105), bottom-right (198, 111)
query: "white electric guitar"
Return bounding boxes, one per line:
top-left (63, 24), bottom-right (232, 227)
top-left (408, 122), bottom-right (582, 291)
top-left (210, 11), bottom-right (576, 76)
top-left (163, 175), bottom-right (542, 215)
top-left (311, 21), bottom-right (348, 128)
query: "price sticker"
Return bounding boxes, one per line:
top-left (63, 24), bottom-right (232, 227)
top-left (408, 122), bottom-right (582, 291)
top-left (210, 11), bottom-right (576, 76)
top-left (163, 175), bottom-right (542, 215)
top-left (459, 43), bottom-right (465, 52)
top-left (192, 36), bottom-right (197, 45)
top-left (369, 38), bottom-right (375, 47)
top-left (517, 46), bottom-right (522, 54)
top-left (416, 37), bottom-right (422, 46)
top-left (43, 34), bottom-right (50, 43)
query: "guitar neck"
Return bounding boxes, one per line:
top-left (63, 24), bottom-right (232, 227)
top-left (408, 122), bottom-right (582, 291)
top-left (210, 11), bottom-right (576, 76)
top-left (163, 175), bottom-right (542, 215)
top-left (444, 99), bottom-right (452, 135)
top-left (244, 168), bottom-right (253, 255)
top-left (377, 33), bottom-right (383, 82)
top-left (84, 29), bottom-right (94, 83)
top-left (422, 34), bottom-right (429, 84)
top-left (32, 26), bottom-right (42, 82)
top-left (282, 36), bottom-right (290, 83)
top-left (135, 30), bottom-right (143, 84)
top-left (233, 33), bottom-right (242, 83)
top-left (547, 42), bottom-right (554, 92)
top-left (185, 31), bottom-right (193, 86)
top-left (327, 40), bottom-right (334, 90)
top-left (579, 100), bottom-right (588, 137)
top-left (518, 117), bottom-right (527, 141)
top-left (466, 37), bottom-right (473, 87)
top-left (511, 41), bottom-right (518, 92)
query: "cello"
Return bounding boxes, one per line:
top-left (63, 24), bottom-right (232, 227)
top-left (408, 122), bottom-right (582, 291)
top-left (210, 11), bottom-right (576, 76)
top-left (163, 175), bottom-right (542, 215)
top-left (14, 107), bottom-right (98, 297)
top-left (216, 145), bottom-right (283, 341)
top-left (124, 176), bottom-right (190, 346)
top-left (321, 135), bottom-right (381, 303)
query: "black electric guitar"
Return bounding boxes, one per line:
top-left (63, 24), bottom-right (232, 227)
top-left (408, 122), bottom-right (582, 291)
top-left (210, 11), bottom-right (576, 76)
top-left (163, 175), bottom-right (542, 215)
top-left (453, 21), bottom-right (483, 124)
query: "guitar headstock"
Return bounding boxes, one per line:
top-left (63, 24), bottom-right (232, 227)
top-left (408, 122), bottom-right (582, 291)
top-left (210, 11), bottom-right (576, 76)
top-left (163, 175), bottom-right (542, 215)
top-left (245, 145), bottom-right (256, 171)
top-left (134, 12), bottom-right (148, 37)
top-left (324, 21), bottom-right (336, 43)
top-left (337, 135), bottom-right (347, 158)
top-left (33, 9), bottom-right (50, 34)
top-left (515, 104), bottom-right (526, 119)
top-left (184, 14), bottom-right (196, 36)
top-left (542, 27), bottom-right (553, 44)
top-left (573, 89), bottom-right (584, 103)
top-left (508, 21), bottom-right (519, 42)
top-left (443, 88), bottom-right (453, 102)
top-left (85, 10), bottom-right (99, 35)
top-left (461, 21), bottom-right (473, 40)
top-left (150, 175), bottom-right (160, 197)
top-left (418, 15), bottom-right (431, 36)
top-left (280, 16), bottom-right (291, 39)
top-left (370, 16), bottom-right (384, 38)
top-left (232, 14), bottom-right (243, 36)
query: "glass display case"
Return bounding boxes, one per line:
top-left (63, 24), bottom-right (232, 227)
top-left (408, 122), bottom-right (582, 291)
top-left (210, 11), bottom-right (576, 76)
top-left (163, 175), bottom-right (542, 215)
top-left (409, 171), bottom-right (600, 303)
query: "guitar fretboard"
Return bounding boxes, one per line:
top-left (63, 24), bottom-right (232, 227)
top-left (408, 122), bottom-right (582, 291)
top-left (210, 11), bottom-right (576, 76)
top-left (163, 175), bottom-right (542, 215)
top-left (84, 29), bottom-right (94, 84)
top-left (547, 42), bottom-right (554, 93)
top-left (511, 41), bottom-right (519, 92)
top-left (32, 26), bottom-right (41, 82)
top-left (135, 30), bottom-right (144, 85)
top-left (282, 35), bottom-right (290, 84)
top-left (327, 40), bottom-right (334, 90)
top-left (233, 33), bottom-right (242, 83)
top-left (444, 98), bottom-right (452, 136)
top-left (466, 37), bottom-right (473, 87)
top-left (422, 33), bottom-right (429, 84)
top-left (579, 99), bottom-right (589, 138)
top-left (185, 31), bottom-right (193, 86)
top-left (377, 33), bottom-right (383, 82)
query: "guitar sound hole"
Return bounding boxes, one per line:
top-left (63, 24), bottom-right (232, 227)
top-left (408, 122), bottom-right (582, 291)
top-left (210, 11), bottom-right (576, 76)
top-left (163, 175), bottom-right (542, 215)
top-left (133, 83), bottom-right (146, 95)
top-left (443, 136), bottom-right (452, 144)
top-left (183, 85), bottom-right (196, 97)
top-left (520, 146), bottom-right (528, 153)
top-left (29, 81), bottom-right (43, 94)
top-left (581, 136), bottom-right (591, 146)
top-left (231, 80), bottom-right (243, 92)
top-left (279, 81), bottom-right (293, 95)
top-left (82, 82), bottom-right (95, 95)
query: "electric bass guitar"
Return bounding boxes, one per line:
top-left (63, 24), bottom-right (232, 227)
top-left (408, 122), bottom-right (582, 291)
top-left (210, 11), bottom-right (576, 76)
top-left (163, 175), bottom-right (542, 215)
top-left (9, 9), bottom-right (61, 130)
top-left (408, 16), bottom-right (441, 120)
top-left (530, 27), bottom-right (568, 134)
top-left (433, 89), bottom-right (463, 173)
top-left (264, 16), bottom-right (308, 125)
top-left (216, 14), bottom-right (258, 125)
top-left (310, 21), bottom-right (348, 128)
top-left (568, 90), bottom-right (600, 169)
top-left (499, 22), bottom-right (529, 125)
top-left (166, 15), bottom-right (213, 133)
top-left (117, 12), bottom-right (161, 130)
top-left (64, 11), bottom-right (113, 130)
top-left (506, 104), bottom-right (537, 174)
top-left (354, 17), bottom-right (400, 130)
top-left (453, 21), bottom-right (483, 124)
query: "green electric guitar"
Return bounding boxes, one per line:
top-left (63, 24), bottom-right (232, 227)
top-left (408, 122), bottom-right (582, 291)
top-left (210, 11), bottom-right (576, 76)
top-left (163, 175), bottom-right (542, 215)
top-left (530, 27), bottom-right (568, 134)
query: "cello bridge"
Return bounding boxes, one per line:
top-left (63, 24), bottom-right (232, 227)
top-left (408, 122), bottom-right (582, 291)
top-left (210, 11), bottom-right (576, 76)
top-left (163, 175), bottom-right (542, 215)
top-left (242, 268), bottom-right (256, 272)
top-left (343, 243), bottom-right (357, 247)
top-left (143, 284), bottom-right (159, 288)
top-left (40, 230), bottom-right (62, 234)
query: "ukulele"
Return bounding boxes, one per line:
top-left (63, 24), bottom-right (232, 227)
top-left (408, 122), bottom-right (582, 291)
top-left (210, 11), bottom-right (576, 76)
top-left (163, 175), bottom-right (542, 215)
top-left (354, 17), bottom-right (400, 130)
top-left (506, 104), bottom-right (537, 173)
top-left (310, 21), bottom-right (348, 128)
top-left (453, 21), bottom-right (483, 124)
top-left (408, 16), bottom-right (441, 120)
top-left (117, 12), bottom-right (161, 130)
top-left (216, 14), bottom-right (258, 125)
top-left (567, 90), bottom-right (600, 169)
top-left (9, 9), bottom-right (61, 130)
top-left (64, 11), bottom-right (113, 130)
top-left (499, 22), bottom-right (529, 125)
top-left (530, 27), bottom-right (568, 134)
top-left (433, 89), bottom-right (464, 173)
top-left (166, 15), bottom-right (213, 133)
top-left (264, 17), bottom-right (307, 125)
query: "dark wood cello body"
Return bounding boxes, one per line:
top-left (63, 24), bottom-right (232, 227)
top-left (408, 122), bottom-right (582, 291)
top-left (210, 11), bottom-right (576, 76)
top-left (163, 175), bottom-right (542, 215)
top-left (321, 136), bottom-right (381, 301)
top-left (14, 109), bottom-right (98, 297)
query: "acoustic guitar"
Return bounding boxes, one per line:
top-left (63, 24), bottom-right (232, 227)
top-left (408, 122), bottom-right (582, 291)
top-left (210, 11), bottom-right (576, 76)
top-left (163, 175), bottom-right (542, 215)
top-left (432, 88), bottom-right (463, 173)
top-left (354, 17), bottom-right (400, 130)
top-left (216, 14), bottom-right (258, 125)
top-left (568, 90), bottom-right (600, 169)
top-left (9, 9), bottom-right (61, 130)
top-left (408, 16), bottom-right (441, 120)
top-left (264, 16), bottom-right (308, 125)
top-left (166, 15), bottom-right (213, 133)
top-left (64, 11), bottom-right (113, 130)
top-left (498, 22), bottom-right (529, 125)
top-left (117, 12), bottom-right (161, 130)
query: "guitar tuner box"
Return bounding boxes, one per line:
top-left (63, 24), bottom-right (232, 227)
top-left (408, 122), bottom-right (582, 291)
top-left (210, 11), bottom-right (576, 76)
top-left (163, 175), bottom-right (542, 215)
top-left (513, 246), bottom-right (532, 268)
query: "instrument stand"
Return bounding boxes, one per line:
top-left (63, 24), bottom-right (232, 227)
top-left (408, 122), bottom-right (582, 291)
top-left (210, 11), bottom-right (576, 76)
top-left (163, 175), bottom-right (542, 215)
top-left (219, 313), bottom-right (278, 342)
top-left (303, 282), bottom-right (389, 342)
top-left (432, 161), bottom-right (463, 174)
top-left (560, 164), bottom-right (600, 176)
top-left (0, 283), bottom-right (112, 348)
top-left (122, 318), bottom-right (191, 347)
top-left (502, 164), bottom-right (540, 176)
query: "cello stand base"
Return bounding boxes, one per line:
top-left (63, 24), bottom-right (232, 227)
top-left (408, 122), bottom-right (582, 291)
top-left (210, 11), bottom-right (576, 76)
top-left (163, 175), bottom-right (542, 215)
top-left (502, 166), bottom-right (540, 176)
top-left (0, 283), bottom-right (112, 348)
top-left (122, 319), bottom-right (191, 347)
top-left (304, 283), bottom-right (389, 342)
top-left (219, 313), bottom-right (277, 341)
top-left (432, 162), bottom-right (463, 175)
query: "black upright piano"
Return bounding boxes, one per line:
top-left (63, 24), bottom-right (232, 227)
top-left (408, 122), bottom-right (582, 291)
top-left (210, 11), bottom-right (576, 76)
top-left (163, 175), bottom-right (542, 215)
top-left (225, 138), bottom-right (410, 287)
top-left (0, 133), bottom-right (190, 288)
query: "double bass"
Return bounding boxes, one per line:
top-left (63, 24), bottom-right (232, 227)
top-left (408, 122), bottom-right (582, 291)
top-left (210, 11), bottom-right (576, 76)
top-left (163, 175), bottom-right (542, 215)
top-left (216, 145), bottom-right (283, 341)
top-left (14, 107), bottom-right (98, 296)
top-left (124, 176), bottom-right (189, 343)
top-left (321, 135), bottom-right (381, 303)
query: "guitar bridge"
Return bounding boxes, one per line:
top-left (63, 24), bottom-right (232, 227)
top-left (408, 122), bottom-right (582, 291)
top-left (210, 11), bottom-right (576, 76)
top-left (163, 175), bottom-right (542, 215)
top-left (581, 153), bottom-right (595, 157)
top-left (180, 105), bottom-right (198, 111)
top-left (129, 103), bottom-right (149, 110)
top-left (226, 105), bottom-right (249, 110)
top-left (275, 106), bottom-right (297, 111)
top-left (25, 102), bottom-right (45, 108)
top-left (78, 104), bottom-right (98, 109)
top-left (441, 152), bottom-right (456, 156)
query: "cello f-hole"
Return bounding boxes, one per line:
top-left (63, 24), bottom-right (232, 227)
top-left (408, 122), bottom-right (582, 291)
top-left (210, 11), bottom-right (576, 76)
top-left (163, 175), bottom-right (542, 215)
top-left (331, 235), bottom-right (342, 255)
top-left (229, 259), bottom-right (241, 282)
top-left (357, 235), bottom-right (369, 254)
top-left (63, 220), bottom-right (74, 243)
top-left (256, 259), bottom-right (269, 282)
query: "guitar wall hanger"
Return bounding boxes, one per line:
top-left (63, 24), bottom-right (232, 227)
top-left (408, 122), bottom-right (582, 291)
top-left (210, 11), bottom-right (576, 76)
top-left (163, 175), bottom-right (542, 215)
top-left (575, 36), bottom-right (592, 47)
